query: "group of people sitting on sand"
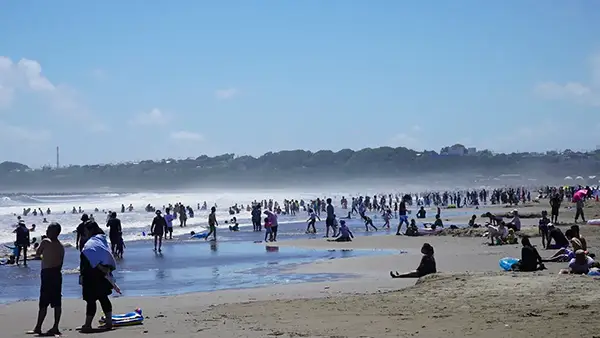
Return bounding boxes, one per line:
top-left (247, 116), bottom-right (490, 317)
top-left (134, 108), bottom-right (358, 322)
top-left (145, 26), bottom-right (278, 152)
top-left (509, 219), bottom-right (600, 274)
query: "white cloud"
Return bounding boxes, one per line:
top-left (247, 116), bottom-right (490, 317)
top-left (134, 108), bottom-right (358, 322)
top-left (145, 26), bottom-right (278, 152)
top-left (0, 121), bottom-right (51, 143)
top-left (534, 53), bottom-right (600, 106)
top-left (0, 56), bottom-right (98, 123)
top-left (170, 130), bottom-right (203, 141)
top-left (130, 108), bottom-right (169, 126)
top-left (215, 87), bottom-right (238, 100)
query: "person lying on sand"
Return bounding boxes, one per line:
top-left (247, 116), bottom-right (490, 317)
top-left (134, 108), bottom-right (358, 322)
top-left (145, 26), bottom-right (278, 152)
top-left (327, 220), bottom-right (353, 242)
top-left (510, 236), bottom-right (545, 271)
top-left (559, 250), bottom-right (600, 275)
top-left (390, 243), bottom-right (436, 278)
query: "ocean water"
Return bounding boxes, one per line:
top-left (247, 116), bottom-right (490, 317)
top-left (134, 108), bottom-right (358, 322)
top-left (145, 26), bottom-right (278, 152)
top-left (0, 190), bottom-right (475, 304)
top-left (0, 190), bottom-right (472, 246)
top-left (0, 240), bottom-right (398, 304)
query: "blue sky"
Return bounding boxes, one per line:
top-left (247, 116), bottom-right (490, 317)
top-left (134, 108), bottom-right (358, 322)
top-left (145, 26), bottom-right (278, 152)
top-left (0, 1), bottom-right (599, 167)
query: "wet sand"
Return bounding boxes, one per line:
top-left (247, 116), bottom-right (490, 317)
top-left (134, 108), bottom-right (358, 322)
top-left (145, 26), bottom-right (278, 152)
top-left (1, 200), bottom-right (600, 337)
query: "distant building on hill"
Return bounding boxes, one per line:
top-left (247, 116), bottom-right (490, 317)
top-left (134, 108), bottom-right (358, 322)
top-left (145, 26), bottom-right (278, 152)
top-left (467, 147), bottom-right (477, 155)
top-left (440, 144), bottom-right (468, 156)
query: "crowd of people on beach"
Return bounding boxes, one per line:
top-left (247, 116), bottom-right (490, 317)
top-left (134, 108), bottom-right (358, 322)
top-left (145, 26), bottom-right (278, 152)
top-left (2, 184), bottom-right (600, 335)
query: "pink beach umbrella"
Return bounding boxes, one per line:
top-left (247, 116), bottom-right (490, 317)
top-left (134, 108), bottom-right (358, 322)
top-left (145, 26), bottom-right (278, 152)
top-left (572, 189), bottom-right (588, 202)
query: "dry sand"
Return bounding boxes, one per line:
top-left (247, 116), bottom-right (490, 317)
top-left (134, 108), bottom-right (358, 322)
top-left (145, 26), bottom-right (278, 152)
top-left (2, 200), bottom-right (600, 338)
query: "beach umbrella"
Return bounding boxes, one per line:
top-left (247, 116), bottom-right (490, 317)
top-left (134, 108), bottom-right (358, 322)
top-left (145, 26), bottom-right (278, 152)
top-left (575, 176), bottom-right (584, 180)
top-left (564, 176), bottom-right (573, 180)
top-left (572, 189), bottom-right (588, 202)
top-left (589, 176), bottom-right (596, 179)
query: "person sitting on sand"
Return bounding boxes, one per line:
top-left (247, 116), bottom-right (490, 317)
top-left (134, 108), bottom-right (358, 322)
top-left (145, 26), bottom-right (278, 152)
top-left (559, 250), bottom-right (599, 275)
top-left (506, 209), bottom-right (521, 232)
top-left (390, 243), bottom-right (436, 278)
top-left (543, 229), bottom-right (593, 262)
top-left (405, 219), bottom-right (419, 237)
top-left (505, 229), bottom-right (518, 245)
top-left (570, 225), bottom-right (588, 251)
top-left (431, 214), bottom-right (443, 230)
top-left (327, 220), bottom-right (353, 242)
top-left (511, 236), bottom-right (545, 271)
top-left (538, 210), bottom-right (551, 248)
top-left (416, 207), bottom-right (426, 219)
top-left (468, 215), bottom-right (480, 228)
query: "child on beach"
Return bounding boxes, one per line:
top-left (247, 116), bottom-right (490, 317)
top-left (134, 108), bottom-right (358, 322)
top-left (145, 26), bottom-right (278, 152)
top-left (538, 210), bottom-right (550, 248)
top-left (264, 217), bottom-right (273, 242)
top-left (382, 210), bottom-right (391, 229)
top-left (363, 215), bottom-right (378, 231)
top-left (390, 243), bottom-right (436, 278)
top-left (405, 219), bottom-right (419, 236)
top-left (306, 209), bottom-right (320, 234)
top-left (29, 222), bottom-right (65, 336)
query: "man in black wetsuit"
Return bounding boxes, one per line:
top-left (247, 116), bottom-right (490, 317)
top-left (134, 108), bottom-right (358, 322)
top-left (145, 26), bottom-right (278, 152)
top-left (106, 212), bottom-right (122, 255)
top-left (325, 198), bottom-right (336, 238)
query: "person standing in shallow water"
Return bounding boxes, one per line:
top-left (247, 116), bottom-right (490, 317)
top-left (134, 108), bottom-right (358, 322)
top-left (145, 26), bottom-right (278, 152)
top-left (325, 198), bottom-right (335, 238)
top-left (151, 210), bottom-right (166, 252)
top-left (206, 207), bottom-right (218, 241)
top-left (106, 212), bottom-right (122, 256)
top-left (29, 222), bottom-right (64, 336)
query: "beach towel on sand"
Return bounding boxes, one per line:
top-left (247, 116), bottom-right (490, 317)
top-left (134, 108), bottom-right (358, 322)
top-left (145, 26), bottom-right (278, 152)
top-left (82, 234), bottom-right (116, 269)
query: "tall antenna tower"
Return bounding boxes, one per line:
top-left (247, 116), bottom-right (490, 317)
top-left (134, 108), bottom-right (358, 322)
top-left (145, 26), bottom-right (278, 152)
top-left (56, 146), bottom-right (60, 169)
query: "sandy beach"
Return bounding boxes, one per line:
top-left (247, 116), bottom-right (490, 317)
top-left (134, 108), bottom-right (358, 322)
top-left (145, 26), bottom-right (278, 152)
top-left (2, 200), bottom-right (600, 338)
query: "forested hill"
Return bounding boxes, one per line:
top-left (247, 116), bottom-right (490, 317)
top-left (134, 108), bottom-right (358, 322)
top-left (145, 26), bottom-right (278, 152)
top-left (1, 145), bottom-right (599, 190)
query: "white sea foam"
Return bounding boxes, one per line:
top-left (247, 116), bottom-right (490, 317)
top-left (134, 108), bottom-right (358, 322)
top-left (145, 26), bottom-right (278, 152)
top-left (0, 190), bottom-right (356, 246)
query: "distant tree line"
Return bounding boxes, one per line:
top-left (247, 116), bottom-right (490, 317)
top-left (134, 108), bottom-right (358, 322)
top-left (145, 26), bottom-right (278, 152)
top-left (1, 144), bottom-right (599, 189)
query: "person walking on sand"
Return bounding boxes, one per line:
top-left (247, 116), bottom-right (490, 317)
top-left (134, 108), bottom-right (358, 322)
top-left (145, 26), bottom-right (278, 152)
top-left (28, 222), bottom-right (65, 337)
top-left (206, 206), bottom-right (218, 241)
top-left (151, 210), bottom-right (166, 252)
